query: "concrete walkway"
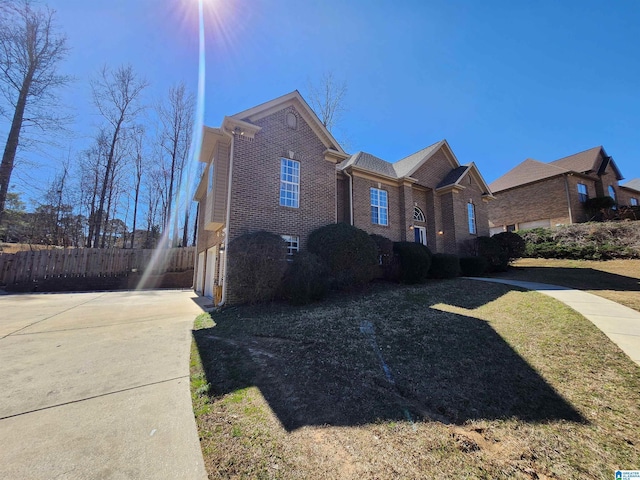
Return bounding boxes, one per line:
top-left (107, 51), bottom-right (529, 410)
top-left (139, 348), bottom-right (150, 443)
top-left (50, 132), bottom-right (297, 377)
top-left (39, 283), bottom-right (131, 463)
top-left (470, 278), bottom-right (640, 367)
top-left (0, 290), bottom-right (209, 480)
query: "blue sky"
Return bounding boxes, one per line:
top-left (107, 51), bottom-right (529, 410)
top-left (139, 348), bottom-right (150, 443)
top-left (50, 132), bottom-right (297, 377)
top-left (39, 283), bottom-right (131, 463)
top-left (9, 0), bottom-right (640, 201)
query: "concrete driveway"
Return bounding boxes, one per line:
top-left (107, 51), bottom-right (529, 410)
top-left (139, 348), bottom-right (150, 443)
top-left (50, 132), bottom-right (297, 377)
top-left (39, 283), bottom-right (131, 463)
top-left (0, 290), bottom-right (208, 480)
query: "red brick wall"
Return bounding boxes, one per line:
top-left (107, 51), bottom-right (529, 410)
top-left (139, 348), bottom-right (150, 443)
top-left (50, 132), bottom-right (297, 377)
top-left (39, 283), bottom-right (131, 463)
top-left (227, 105), bottom-right (336, 249)
top-left (488, 176), bottom-right (573, 229)
top-left (351, 174), bottom-right (403, 241)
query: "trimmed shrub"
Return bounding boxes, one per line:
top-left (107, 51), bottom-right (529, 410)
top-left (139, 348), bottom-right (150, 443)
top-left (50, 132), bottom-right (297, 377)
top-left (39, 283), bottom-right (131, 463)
top-left (227, 231), bottom-right (288, 304)
top-left (477, 236), bottom-right (509, 272)
top-left (460, 256), bottom-right (489, 276)
top-left (370, 234), bottom-right (395, 280)
top-left (492, 231), bottom-right (526, 264)
top-left (280, 251), bottom-right (329, 305)
top-left (307, 223), bottom-right (378, 288)
top-left (519, 221), bottom-right (640, 260)
top-left (429, 253), bottom-right (461, 279)
top-left (392, 242), bottom-right (432, 284)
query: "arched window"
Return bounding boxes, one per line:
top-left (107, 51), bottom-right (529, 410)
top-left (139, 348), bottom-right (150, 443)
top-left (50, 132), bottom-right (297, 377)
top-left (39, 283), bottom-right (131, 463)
top-left (413, 206), bottom-right (425, 222)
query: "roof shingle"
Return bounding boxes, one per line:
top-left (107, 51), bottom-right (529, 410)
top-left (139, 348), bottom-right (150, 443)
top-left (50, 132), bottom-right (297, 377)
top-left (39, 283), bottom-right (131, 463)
top-left (489, 159), bottom-right (569, 193)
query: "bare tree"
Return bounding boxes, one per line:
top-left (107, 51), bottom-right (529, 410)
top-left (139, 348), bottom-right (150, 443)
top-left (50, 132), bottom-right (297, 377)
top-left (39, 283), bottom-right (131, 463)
top-left (157, 82), bottom-right (194, 246)
top-left (0, 0), bottom-right (70, 224)
top-left (306, 71), bottom-right (347, 132)
top-left (129, 125), bottom-right (145, 249)
top-left (90, 64), bottom-right (148, 247)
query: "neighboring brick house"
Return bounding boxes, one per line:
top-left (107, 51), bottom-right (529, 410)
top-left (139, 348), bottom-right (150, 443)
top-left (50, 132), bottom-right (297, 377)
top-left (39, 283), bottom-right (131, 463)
top-left (620, 178), bottom-right (640, 207)
top-left (194, 91), bottom-right (494, 303)
top-left (488, 146), bottom-right (634, 234)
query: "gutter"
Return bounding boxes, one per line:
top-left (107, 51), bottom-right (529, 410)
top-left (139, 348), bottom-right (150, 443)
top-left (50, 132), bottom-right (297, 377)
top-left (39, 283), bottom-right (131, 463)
top-left (343, 169), bottom-right (354, 225)
top-left (218, 127), bottom-right (235, 306)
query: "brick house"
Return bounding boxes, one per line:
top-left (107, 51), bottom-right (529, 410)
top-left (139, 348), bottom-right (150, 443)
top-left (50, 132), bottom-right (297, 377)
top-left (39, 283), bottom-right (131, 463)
top-left (620, 178), bottom-right (640, 207)
top-left (488, 146), bottom-right (637, 234)
top-left (194, 91), bottom-right (494, 303)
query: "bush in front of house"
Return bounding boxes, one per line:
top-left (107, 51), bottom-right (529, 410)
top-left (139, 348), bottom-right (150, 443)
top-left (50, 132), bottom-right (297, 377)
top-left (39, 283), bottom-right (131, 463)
top-left (227, 231), bottom-right (288, 304)
top-left (459, 256), bottom-right (489, 276)
top-left (476, 236), bottom-right (509, 272)
top-left (369, 234), bottom-right (395, 280)
top-left (307, 223), bottom-right (379, 288)
top-left (428, 253), bottom-right (461, 279)
top-left (392, 241), bottom-right (432, 284)
top-left (492, 231), bottom-right (526, 264)
top-left (280, 251), bottom-right (330, 305)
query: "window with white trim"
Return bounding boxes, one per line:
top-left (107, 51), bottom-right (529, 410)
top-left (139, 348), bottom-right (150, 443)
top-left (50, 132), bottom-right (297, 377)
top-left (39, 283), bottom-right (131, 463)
top-left (467, 202), bottom-right (477, 234)
top-left (413, 206), bottom-right (425, 222)
top-left (577, 183), bottom-right (588, 203)
top-left (370, 188), bottom-right (388, 225)
top-left (279, 158), bottom-right (300, 208)
top-left (631, 198), bottom-right (638, 206)
top-left (281, 235), bottom-right (299, 256)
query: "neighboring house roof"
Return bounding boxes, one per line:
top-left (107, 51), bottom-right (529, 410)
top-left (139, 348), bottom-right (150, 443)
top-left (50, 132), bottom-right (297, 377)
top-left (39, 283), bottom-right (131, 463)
top-left (489, 159), bottom-right (569, 193)
top-left (393, 140), bottom-right (446, 178)
top-left (551, 145), bottom-right (623, 180)
top-left (621, 178), bottom-right (640, 193)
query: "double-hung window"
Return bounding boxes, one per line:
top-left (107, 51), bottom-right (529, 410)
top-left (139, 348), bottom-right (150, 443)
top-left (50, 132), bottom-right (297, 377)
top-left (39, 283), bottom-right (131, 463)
top-left (370, 188), bottom-right (388, 225)
top-left (577, 183), bottom-right (588, 203)
top-left (279, 158), bottom-right (300, 208)
top-left (281, 235), bottom-right (299, 257)
top-left (468, 202), bottom-right (477, 234)
top-left (631, 198), bottom-right (638, 206)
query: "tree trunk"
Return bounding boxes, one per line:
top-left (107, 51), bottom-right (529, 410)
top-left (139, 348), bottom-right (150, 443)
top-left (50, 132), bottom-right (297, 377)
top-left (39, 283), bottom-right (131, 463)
top-left (0, 76), bottom-right (32, 226)
top-left (93, 121), bottom-right (122, 248)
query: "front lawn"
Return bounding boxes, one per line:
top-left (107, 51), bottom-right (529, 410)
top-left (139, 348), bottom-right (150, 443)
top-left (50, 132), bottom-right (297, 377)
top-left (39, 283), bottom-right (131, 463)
top-left (496, 258), bottom-right (640, 312)
top-left (191, 279), bottom-right (640, 479)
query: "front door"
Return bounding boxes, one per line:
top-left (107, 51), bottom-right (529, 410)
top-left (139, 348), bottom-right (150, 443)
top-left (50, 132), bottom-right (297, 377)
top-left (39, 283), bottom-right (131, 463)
top-left (414, 226), bottom-right (427, 246)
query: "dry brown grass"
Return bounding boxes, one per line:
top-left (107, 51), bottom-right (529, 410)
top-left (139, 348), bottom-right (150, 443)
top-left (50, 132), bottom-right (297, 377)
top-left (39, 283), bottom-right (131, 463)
top-left (191, 280), bottom-right (640, 479)
top-left (0, 243), bottom-right (61, 254)
top-left (498, 258), bottom-right (640, 312)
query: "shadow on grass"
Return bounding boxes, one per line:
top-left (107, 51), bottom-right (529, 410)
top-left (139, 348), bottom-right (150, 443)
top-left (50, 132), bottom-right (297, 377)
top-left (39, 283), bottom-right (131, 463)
top-left (194, 282), bottom-right (585, 431)
top-left (492, 266), bottom-right (640, 292)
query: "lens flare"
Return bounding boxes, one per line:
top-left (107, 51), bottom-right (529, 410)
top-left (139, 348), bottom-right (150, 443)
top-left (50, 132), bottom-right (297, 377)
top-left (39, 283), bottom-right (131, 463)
top-left (136, 0), bottom-right (206, 290)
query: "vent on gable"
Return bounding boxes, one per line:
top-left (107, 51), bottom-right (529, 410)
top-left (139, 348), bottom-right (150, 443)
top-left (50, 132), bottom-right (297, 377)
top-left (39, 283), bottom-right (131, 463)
top-left (286, 112), bottom-right (297, 130)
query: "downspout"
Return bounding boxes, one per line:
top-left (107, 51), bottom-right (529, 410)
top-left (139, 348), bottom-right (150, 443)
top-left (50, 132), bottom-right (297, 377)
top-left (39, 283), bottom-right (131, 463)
top-left (563, 173), bottom-right (574, 224)
top-left (343, 169), bottom-right (354, 225)
top-left (218, 127), bottom-right (235, 306)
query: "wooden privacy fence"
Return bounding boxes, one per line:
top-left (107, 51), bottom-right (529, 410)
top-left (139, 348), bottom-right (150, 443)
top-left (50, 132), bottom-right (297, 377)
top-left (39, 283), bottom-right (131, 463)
top-left (0, 247), bottom-right (195, 286)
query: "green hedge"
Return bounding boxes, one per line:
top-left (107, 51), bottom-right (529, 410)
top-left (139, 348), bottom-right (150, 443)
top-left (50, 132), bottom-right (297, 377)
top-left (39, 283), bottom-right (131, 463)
top-left (519, 222), bottom-right (640, 260)
top-left (429, 253), bottom-right (461, 279)
top-left (392, 242), bottom-right (432, 284)
top-left (280, 251), bottom-right (329, 305)
top-left (459, 256), bottom-right (489, 276)
top-left (307, 223), bottom-right (379, 288)
top-left (227, 231), bottom-right (288, 304)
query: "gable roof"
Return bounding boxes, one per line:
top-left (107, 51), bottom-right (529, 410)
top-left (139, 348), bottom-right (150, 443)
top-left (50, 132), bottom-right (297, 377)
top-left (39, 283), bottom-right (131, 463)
top-left (436, 166), bottom-right (469, 189)
top-left (551, 145), bottom-right (623, 180)
top-left (489, 159), bottom-right (569, 193)
top-left (393, 140), bottom-right (453, 178)
top-left (338, 151), bottom-right (397, 178)
top-left (621, 178), bottom-right (640, 193)
top-left (228, 90), bottom-right (346, 155)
